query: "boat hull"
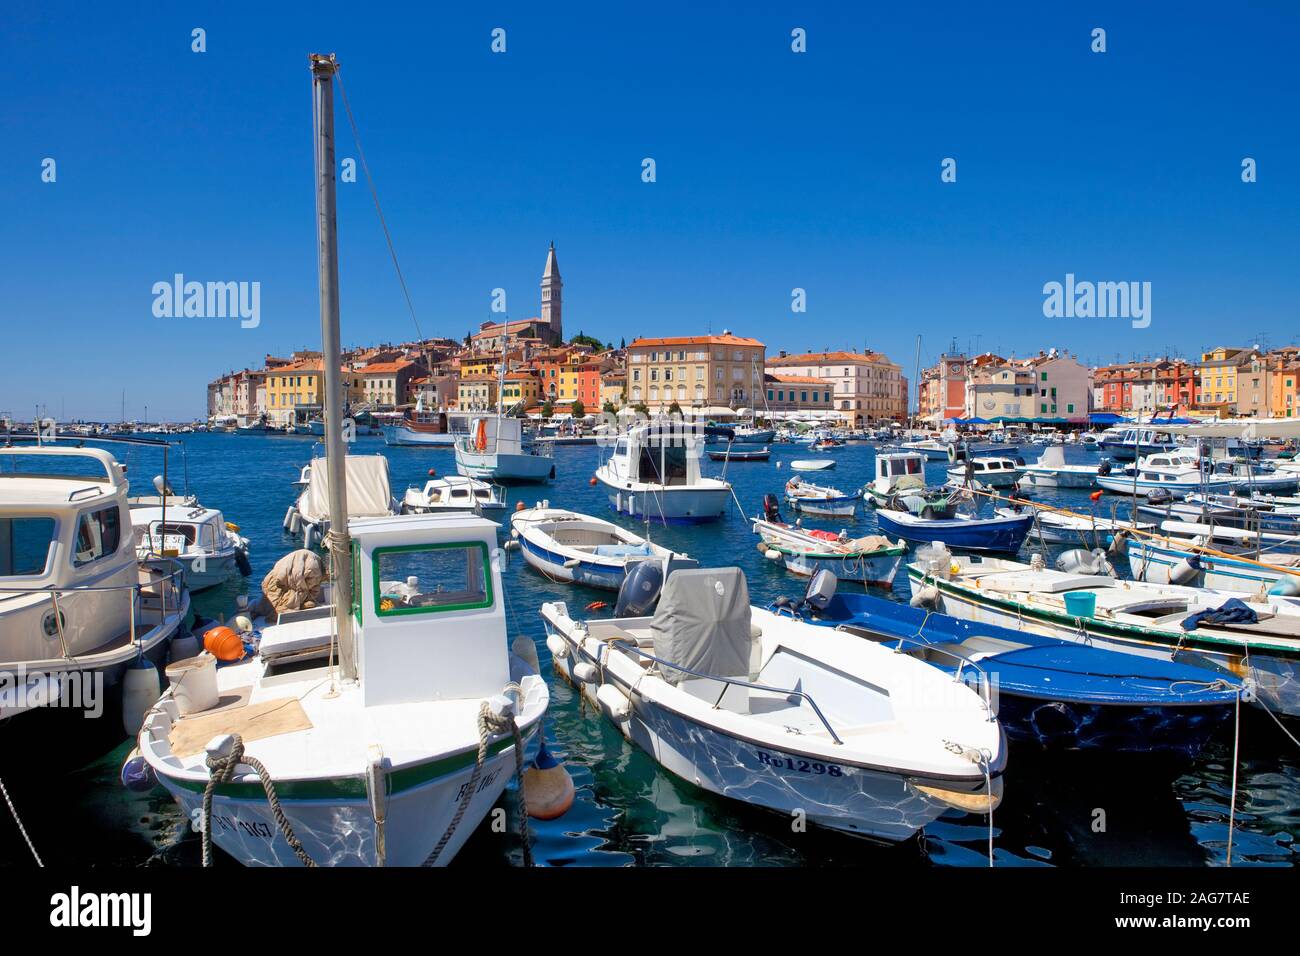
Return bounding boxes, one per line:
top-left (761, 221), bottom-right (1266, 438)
top-left (1128, 539), bottom-right (1298, 595)
top-left (598, 477), bottom-right (730, 524)
top-left (456, 450), bottom-right (554, 483)
top-left (382, 425), bottom-right (454, 447)
top-left (875, 510), bottom-right (1032, 553)
top-left (1019, 468), bottom-right (1097, 490)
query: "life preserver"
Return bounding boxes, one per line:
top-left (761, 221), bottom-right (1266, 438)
top-left (947, 443), bottom-right (957, 463)
top-left (474, 418), bottom-right (488, 452)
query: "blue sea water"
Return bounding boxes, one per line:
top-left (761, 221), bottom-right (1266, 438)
top-left (1, 434), bottom-right (1296, 867)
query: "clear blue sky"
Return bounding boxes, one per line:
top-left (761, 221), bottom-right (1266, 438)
top-left (2, 2), bottom-right (1296, 421)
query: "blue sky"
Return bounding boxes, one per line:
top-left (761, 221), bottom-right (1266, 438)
top-left (1, 2), bottom-right (1296, 420)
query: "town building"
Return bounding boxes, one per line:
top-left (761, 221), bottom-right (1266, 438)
top-left (766, 349), bottom-right (907, 426)
top-left (357, 359), bottom-right (419, 409)
top-left (626, 333), bottom-right (766, 412)
top-left (469, 242), bottom-right (565, 351)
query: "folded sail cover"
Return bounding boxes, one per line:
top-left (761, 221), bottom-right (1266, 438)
top-left (650, 567), bottom-right (754, 685)
top-left (302, 455), bottom-right (393, 521)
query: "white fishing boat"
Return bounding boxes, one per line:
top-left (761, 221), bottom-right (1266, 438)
top-left (1209, 457), bottom-right (1300, 495)
top-left (130, 481), bottom-right (251, 592)
top-left (138, 56), bottom-right (549, 868)
top-left (594, 421), bottom-right (732, 523)
top-left (1095, 450), bottom-right (1236, 498)
top-left (455, 414), bottom-right (554, 483)
top-left (784, 477), bottom-right (859, 516)
top-left (755, 496), bottom-right (907, 585)
top-left (945, 456), bottom-right (1024, 489)
top-left (285, 454), bottom-right (398, 551)
top-left (790, 458), bottom-right (836, 472)
top-left (993, 505), bottom-right (1153, 546)
top-left (863, 451), bottom-right (927, 508)
top-left (0, 446), bottom-right (189, 730)
top-left (1016, 445), bottom-right (1099, 489)
top-left (541, 567), bottom-right (1003, 842)
top-left (510, 505), bottom-right (697, 589)
top-left (907, 553), bottom-right (1300, 716)
top-left (1128, 534), bottom-right (1300, 597)
top-left (401, 475), bottom-right (507, 519)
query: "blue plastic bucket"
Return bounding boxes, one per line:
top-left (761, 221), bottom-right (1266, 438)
top-left (1063, 590), bottom-right (1097, 619)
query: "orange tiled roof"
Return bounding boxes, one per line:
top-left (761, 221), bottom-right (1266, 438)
top-left (767, 350), bottom-right (893, 366)
top-left (630, 334), bottom-right (764, 348)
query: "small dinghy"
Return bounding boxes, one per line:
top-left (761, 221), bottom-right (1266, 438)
top-left (790, 458), bottom-right (836, 472)
top-left (786, 573), bottom-right (1239, 757)
top-left (784, 476), bottom-right (859, 516)
top-left (511, 505), bottom-right (697, 590)
top-left (755, 496), bottom-right (906, 585)
top-left (541, 567), bottom-right (1004, 842)
top-left (706, 444), bottom-right (771, 462)
top-left (402, 475), bottom-right (507, 519)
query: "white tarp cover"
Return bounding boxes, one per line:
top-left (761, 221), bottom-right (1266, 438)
top-left (1161, 419), bottom-right (1300, 440)
top-left (650, 567), bottom-right (754, 686)
top-left (301, 455), bottom-right (392, 521)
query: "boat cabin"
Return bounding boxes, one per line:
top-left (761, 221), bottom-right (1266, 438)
top-left (345, 513), bottom-right (510, 706)
top-left (606, 422), bottom-right (709, 488)
top-left (870, 452), bottom-right (926, 495)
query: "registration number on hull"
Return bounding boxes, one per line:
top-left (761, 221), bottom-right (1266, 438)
top-left (755, 750), bottom-right (844, 777)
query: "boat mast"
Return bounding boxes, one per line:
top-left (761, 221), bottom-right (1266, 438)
top-left (311, 53), bottom-right (355, 680)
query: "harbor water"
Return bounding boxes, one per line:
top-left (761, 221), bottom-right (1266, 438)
top-left (2, 434), bottom-right (1297, 867)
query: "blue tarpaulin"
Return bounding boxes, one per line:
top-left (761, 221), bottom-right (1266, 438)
top-left (1089, 413), bottom-right (1130, 425)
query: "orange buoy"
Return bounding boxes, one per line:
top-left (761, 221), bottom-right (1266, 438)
top-left (522, 739), bottom-right (575, 820)
top-left (203, 625), bottom-right (244, 662)
top-left (585, 600), bottom-right (608, 611)
top-left (589, 477), bottom-right (597, 486)
top-left (1089, 490), bottom-right (1104, 502)
top-left (428, 468), bottom-right (437, 477)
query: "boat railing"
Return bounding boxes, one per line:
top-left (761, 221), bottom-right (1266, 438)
top-left (606, 638), bottom-right (844, 745)
top-left (0, 564), bottom-right (185, 660)
top-left (836, 625), bottom-right (998, 721)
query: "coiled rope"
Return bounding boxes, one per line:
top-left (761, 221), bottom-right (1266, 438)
top-left (0, 776), bottom-right (42, 867)
top-left (424, 685), bottom-right (533, 867)
top-left (202, 734), bottom-right (317, 867)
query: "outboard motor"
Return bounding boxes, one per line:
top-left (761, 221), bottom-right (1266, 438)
top-left (615, 560), bottom-right (664, 618)
top-left (1055, 548), bottom-right (1116, 577)
top-left (1147, 487), bottom-right (1173, 507)
top-left (762, 493), bottom-right (783, 523)
top-left (1097, 458), bottom-right (1112, 477)
top-left (802, 569), bottom-right (838, 615)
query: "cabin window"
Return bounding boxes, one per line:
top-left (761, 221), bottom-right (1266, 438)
top-left (72, 506), bottom-right (121, 567)
top-left (906, 458), bottom-right (922, 475)
top-left (662, 443), bottom-right (689, 485)
top-left (373, 542), bottom-right (492, 616)
top-left (0, 516), bottom-right (56, 577)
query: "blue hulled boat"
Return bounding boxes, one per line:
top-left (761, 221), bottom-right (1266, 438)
top-left (874, 507), bottom-right (1034, 552)
top-left (782, 587), bottom-right (1240, 757)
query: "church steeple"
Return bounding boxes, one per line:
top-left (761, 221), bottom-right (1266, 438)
top-left (540, 241), bottom-right (562, 342)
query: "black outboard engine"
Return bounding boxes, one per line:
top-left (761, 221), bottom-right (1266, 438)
top-left (1146, 487), bottom-right (1173, 506)
top-left (1097, 458), bottom-right (1112, 476)
top-left (615, 560), bottom-right (664, 618)
top-left (762, 493), bottom-right (783, 523)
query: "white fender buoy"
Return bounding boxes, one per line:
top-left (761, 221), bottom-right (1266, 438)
top-left (572, 661), bottom-right (599, 684)
top-left (282, 506), bottom-right (296, 531)
top-left (289, 512), bottom-right (302, 535)
top-left (522, 738), bottom-right (575, 820)
top-left (910, 585), bottom-right (940, 609)
top-left (545, 633), bottom-right (570, 659)
top-left (765, 549), bottom-right (782, 561)
top-left (563, 558), bottom-right (582, 569)
top-left (122, 659), bottom-right (161, 735)
top-left (1168, 555), bottom-right (1202, 586)
top-left (511, 634), bottom-right (540, 673)
top-left (596, 682), bottom-right (632, 722)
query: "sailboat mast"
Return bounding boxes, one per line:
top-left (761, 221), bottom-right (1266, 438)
top-left (311, 52), bottom-right (355, 680)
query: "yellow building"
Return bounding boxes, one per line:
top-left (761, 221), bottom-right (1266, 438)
top-left (457, 375), bottom-right (499, 412)
top-left (501, 372), bottom-right (540, 411)
top-left (626, 333), bottom-right (765, 412)
top-left (265, 360), bottom-right (363, 424)
top-left (1198, 347), bottom-right (1256, 412)
top-left (600, 370), bottom-right (627, 410)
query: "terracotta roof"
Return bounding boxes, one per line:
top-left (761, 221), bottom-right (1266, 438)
top-left (358, 360), bottom-right (416, 374)
top-left (768, 374), bottom-right (823, 385)
top-left (629, 334), bottom-right (764, 348)
top-left (767, 350), bottom-right (895, 366)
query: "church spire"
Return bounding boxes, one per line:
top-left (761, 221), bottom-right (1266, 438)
top-left (540, 241), bottom-right (562, 342)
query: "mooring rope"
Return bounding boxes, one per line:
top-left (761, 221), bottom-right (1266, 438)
top-left (0, 776), bottom-right (42, 867)
top-left (202, 734), bottom-right (316, 867)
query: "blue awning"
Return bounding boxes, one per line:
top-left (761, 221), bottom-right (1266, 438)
top-left (1089, 413), bottom-right (1130, 425)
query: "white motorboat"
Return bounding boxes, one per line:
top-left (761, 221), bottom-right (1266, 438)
top-left (510, 505), bottom-right (697, 589)
top-left (285, 454), bottom-right (398, 551)
top-left (863, 451), bottom-right (928, 508)
top-left (1127, 534), bottom-right (1300, 597)
top-left (1209, 457), bottom-right (1300, 495)
top-left (402, 475), bottom-right (507, 519)
top-left (595, 421), bottom-right (732, 523)
top-left (907, 553), bottom-right (1300, 716)
top-left (993, 505), bottom-right (1153, 546)
top-left (1095, 450), bottom-right (1236, 499)
top-left (541, 567), bottom-right (1003, 842)
top-left (784, 477), bottom-right (858, 516)
top-left (946, 456), bottom-right (1024, 489)
top-left (456, 414), bottom-right (554, 484)
top-left (0, 446), bottom-right (189, 730)
top-left (130, 483), bottom-right (250, 592)
top-left (789, 459), bottom-right (836, 472)
top-left (139, 57), bottom-right (549, 868)
top-left (1016, 445), bottom-right (1099, 489)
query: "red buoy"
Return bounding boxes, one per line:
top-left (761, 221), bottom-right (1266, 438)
top-left (428, 468), bottom-right (437, 477)
top-left (1089, 490), bottom-right (1103, 502)
top-left (589, 477), bottom-right (597, 486)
